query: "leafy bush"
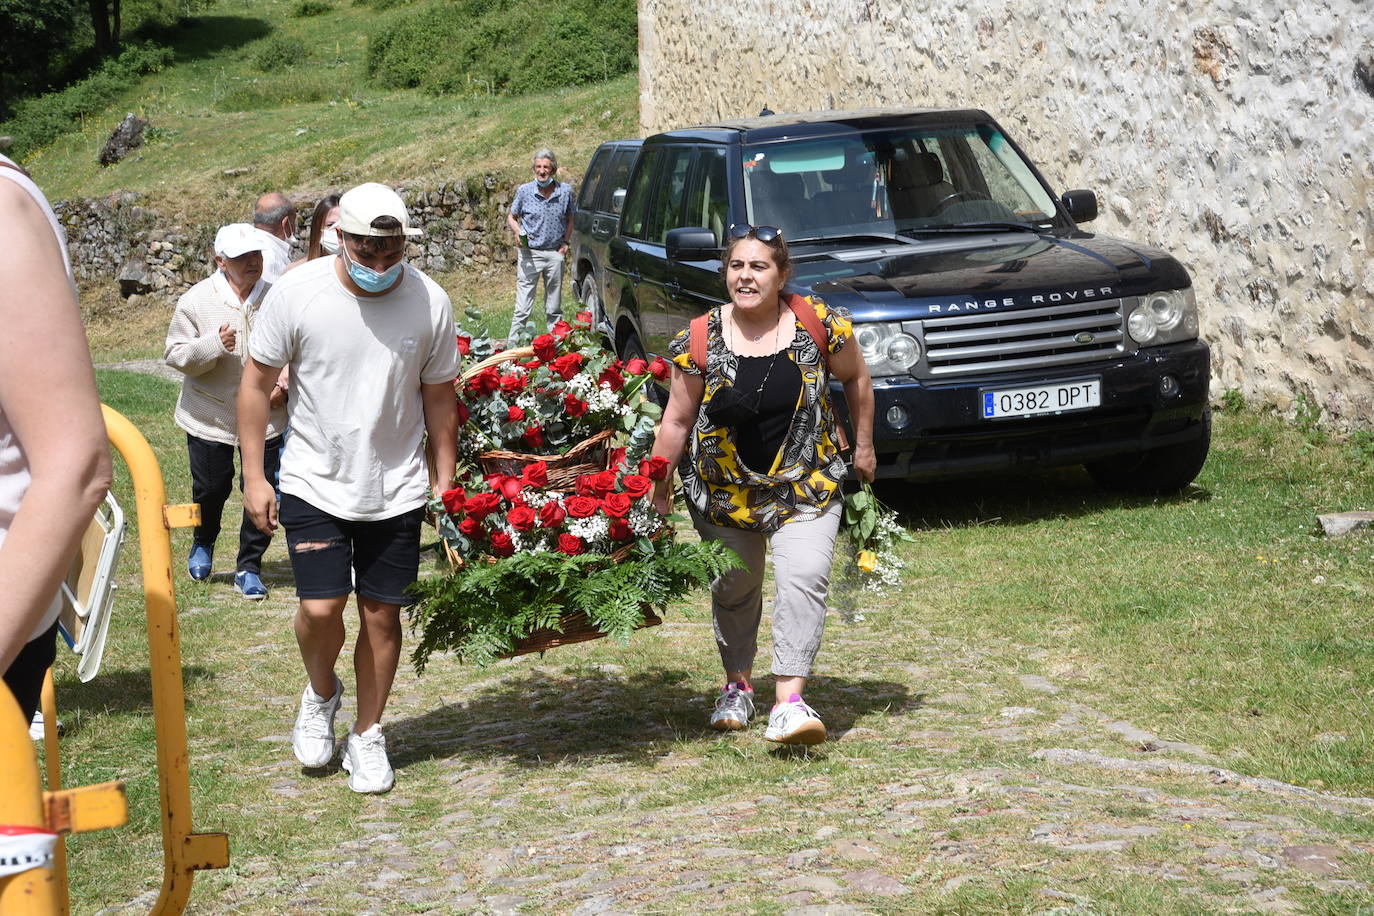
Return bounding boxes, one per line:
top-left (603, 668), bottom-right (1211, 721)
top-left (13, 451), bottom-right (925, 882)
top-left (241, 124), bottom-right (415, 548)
top-left (292, 0), bottom-right (333, 15)
top-left (353, 0), bottom-right (412, 9)
top-left (0, 42), bottom-right (173, 159)
top-left (252, 35), bottom-right (309, 72)
top-left (367, 0), bottom-right (636, 97)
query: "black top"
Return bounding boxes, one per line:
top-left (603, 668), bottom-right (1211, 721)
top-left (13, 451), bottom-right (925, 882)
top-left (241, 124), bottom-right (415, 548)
top-left (732, 351), bottom-right (802, 474)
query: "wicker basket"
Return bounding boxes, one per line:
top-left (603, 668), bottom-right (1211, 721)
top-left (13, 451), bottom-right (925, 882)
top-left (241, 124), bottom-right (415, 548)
top-left (498, 606), bottom-right (663, 658)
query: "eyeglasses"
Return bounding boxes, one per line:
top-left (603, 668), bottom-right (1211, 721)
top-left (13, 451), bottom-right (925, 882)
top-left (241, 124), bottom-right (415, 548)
top-left (728, 223), bottom-right (783, 242)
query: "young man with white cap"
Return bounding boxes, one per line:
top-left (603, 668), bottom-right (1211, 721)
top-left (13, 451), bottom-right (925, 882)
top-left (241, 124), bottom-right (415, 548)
top-left (239, 183), bottom-right (459, 794)
top-left (165, 223), bottom-right (288, 599)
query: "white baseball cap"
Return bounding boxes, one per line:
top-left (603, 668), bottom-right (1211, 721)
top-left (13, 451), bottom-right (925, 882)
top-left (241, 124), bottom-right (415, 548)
top-left (337, 182), bottom-right (422, 237)
top-left (213, 223), bottom-right (265, 258)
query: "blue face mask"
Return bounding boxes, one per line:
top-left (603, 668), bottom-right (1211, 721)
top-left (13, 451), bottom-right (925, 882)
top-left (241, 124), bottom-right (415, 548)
top-left (536, 177), bottom-right (554, 188)
top-left (341, 243), bottom-right (403, 293)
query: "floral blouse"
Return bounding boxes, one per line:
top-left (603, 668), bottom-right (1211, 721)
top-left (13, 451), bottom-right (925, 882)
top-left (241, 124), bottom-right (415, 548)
top-left (668, 293), bottom-right (852, 532)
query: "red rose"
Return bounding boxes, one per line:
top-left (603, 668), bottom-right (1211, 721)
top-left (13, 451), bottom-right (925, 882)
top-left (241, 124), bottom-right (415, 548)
top-left (522, 461), bottom-right (548, 488)
top-left (538, 500), bottom-right (566, 527)
top-left (440, 486), bottom-right (466, 514)
top-left (576, 470), bottom-right (617, 497)
top-left (620, 474), bottom-right (652, 500)
top-left (556, 533), bottom-right (585, 555)
top-left (489, 532), bottom-right (515, 558)
top-left (523, 359), bottom-right (543, 371)
top-left (648, 357), bottom-right (671, 380)
top-left (624, 357), bottom-right (648, 375)
top-left (507, 506), bottom-right (537, 531)
top-left (564, 393), bottom-right (588, 417)
top-left (532, 334), bottom-right (558, 362)
top-left (575, 310), bottom-right (593, 327)
top-left (608, 518), bottom-right (633, 541)
top-left (551, 319), bottom-right (573, 340)
top-left (602, 492), bottom-right (633, 518)
top-left (464, 491), bottom-right (502, 520)
top-left (467, 366), bottom-right (501, 395)
top-left (459, 517), bottom-right (486, 538)
top-left (523, 425), bottom-right (544, 449)
top-left (607, 447), bottom-right (628, 472)
top-left (640, 456), bottom-right (670, 481)
top-left (565, 495), bottom-right (599, 518)
top-left (551, 352), bottom-right (583, 380)
top-left (507, 404), bottom-right (526, 422)
top-left (598, 366), bottom-right (625, 391)
top-left (500, 374), bottom-right (526, 393)
top-left (456, 334), bottom-right (471, 355)
top-left (456, 401), bottom-right (470, 426)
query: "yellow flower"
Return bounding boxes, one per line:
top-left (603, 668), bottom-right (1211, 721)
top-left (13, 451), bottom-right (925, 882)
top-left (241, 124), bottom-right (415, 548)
top-left (857, 550), bottom-right (878, 572)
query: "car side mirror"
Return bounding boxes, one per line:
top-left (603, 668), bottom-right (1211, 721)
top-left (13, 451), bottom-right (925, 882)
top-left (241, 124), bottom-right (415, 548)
top-left (666, 227), bottom-right (719, 262)
top-left (1061, 189), bottom-right (1098, 224)
top-left (611, 188), bottom-right (627, 214)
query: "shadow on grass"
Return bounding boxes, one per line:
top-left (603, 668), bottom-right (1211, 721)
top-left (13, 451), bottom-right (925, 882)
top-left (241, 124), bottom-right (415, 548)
top-left (872, 467), bottom-right (1211, 530)
top-left (152, 16), bottom-right (274, 62)
top-left (387, 668), bottom-right (919, 770)
top-left (53, 664), bottom-right (215, 733)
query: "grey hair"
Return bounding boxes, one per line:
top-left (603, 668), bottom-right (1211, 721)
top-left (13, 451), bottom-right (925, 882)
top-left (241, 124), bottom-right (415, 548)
top-left (253, 193), bottom-right (295, 228)
top-left (532, 148), bottom-right (558, 170)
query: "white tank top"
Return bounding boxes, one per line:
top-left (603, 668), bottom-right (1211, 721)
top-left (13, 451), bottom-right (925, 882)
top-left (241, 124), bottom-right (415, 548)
top-left (0, 155), bottom-right (77, 640)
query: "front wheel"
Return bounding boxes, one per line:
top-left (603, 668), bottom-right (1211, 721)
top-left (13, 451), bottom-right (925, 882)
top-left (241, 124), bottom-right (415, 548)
top-left (579, 274), bottom-right (601, 326)
top-left (1085, 406), bottom-right (1211, 496)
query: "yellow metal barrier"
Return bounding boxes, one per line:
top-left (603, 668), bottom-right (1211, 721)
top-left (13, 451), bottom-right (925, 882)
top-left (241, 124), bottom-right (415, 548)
top-left (99, 404), bottom-right (229, 913)
top-left (0, 404), bottom-right (229, 915)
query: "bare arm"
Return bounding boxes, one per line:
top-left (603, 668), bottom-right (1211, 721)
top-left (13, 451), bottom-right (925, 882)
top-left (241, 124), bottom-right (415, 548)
top-left (649, 365), bottom-right (704, 515)
top-left (421, 380), bottom-right (459, 490)
top-left (0, 182), bottom-right (112, 670)
top-left (238, 357), bottom-right (280, 534)
top-left (828, 341), bottom-right (876, 482)
top-left (506, 205), bottom-right (523, 238)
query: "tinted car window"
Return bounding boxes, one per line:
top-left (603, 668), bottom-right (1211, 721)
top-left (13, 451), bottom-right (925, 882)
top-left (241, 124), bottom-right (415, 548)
top-left (683, 146), bottom-right (728, 244)
top-left (601, 148), bottom-right (637, 211)
top-left (579, 147), bottom-right (610, 209)
top-left (620, 148), bottom-right (660, 240)
top-left (642, 146), bottom-right (695, 244)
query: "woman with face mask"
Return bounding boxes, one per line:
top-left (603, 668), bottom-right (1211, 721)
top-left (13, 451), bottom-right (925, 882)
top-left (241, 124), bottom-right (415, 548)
top-left (284, 194), bottom-right (342, 271)
top-left (649, 224), bottom-right (876, 745)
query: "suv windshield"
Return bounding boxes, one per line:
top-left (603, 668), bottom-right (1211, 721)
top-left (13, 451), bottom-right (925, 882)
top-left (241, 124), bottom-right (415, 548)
top-left (742, 123), bottom-right (1059, 241)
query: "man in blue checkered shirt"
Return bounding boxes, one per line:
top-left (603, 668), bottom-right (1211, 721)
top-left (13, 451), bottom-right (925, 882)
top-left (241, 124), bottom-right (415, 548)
top-left (506, 148), bottom-right (575, 341)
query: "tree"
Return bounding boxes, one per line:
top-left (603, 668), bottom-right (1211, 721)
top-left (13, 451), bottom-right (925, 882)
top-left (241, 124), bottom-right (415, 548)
top-left (88, 0), bottom-right (121, 55)
top-left (0, 0), bottom-right (84, 118)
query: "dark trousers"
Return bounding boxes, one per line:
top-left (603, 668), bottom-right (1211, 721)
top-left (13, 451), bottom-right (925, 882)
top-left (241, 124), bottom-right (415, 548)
top-left (3, 622), bottom-right (57, 723)
top-left (187, 434), bottom-right (282, 574)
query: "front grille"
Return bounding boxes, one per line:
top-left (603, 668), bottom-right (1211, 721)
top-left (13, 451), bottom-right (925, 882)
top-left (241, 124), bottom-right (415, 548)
top-left (917, 298), bottom-right (1126, 377)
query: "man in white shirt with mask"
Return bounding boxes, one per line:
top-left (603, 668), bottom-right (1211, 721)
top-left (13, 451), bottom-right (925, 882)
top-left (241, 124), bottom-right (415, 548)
top-left (251, 191), bottom-right (297, 282)
top-left (240, 182), bottom-right (459, 794)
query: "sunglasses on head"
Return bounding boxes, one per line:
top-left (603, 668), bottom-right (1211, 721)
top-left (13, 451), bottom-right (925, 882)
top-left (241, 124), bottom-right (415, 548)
top-left (728, 223), bottom-right (783, 242)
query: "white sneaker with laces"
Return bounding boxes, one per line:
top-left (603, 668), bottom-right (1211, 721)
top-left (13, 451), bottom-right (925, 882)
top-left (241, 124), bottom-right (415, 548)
top-left (764, 695), bottom-right (827, 745)
top-left (342, 724), bottom-right (395, 794)
top-left (709, 682), bottom-right (755, 730)
top-left (292, 676), bottom-right (343, 767)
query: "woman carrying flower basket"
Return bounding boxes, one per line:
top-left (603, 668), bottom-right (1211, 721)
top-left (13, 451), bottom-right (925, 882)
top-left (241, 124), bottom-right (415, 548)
top-left (650, 224), bottom-right (875, 745)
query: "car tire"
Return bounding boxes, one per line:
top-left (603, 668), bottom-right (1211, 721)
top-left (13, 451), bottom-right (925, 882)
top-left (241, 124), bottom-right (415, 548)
top-left (619, 330), bottom-right (667, 406)
top-left (1085, 405), bottom-right (1211, 495)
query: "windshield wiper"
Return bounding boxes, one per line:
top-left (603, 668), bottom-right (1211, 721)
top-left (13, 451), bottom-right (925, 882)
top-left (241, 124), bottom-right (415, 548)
top-left (901, 221), bottom-right (1046, 236)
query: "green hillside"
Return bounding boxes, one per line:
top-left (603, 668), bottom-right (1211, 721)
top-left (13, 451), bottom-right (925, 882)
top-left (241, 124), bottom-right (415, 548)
top-left (8, 0), bottom-right (639, 219)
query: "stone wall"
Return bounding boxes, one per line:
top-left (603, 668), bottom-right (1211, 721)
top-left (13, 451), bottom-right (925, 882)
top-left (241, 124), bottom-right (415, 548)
top-left (57, 175), bottom-right (516, 299)
top-left (638, 0), bottom-right (1374, 424)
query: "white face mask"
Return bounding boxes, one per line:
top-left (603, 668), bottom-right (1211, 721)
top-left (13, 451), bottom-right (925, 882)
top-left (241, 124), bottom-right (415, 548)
top-left (320, 225), bottom-right (340, 255)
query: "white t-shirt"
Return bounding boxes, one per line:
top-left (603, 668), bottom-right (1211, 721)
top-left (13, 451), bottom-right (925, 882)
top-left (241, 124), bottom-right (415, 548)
top-left (251, 228), bottom-right (293, 282)
top-left (0, 155), bottom-right (76, 639)
top-left (250, 256), bottom-right (460, 521)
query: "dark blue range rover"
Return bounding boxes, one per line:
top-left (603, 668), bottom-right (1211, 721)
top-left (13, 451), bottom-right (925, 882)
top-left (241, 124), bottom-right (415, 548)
top-left (594, 108), bottom-right (1210, 494)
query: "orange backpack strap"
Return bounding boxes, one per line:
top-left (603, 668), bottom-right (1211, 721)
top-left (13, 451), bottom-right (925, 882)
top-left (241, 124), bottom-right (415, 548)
top-left (783, 293), bottom-right (851, 452)
top-left (688, 313), bottom-right (710, 374)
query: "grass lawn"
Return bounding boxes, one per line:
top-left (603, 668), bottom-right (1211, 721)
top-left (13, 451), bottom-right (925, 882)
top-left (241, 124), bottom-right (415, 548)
top-left (39, 361), bottom-right (1374, 913)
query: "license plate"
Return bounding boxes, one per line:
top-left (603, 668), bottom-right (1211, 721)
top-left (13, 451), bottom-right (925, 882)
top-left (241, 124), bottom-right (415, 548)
top-left (981, 379), bottom-right (1101, 419)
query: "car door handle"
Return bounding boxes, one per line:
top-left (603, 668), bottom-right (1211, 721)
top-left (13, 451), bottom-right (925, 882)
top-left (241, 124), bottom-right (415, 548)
top-left (664, 279), bottom-right (682, 294)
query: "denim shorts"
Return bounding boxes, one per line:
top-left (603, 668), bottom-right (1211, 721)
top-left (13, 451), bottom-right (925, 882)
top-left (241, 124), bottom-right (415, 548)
top-left (278, 493), bottom-right (425, 606)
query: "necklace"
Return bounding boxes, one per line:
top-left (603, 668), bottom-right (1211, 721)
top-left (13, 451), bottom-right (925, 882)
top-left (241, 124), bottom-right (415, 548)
top-left (730, 301), bottom-right (782, 345)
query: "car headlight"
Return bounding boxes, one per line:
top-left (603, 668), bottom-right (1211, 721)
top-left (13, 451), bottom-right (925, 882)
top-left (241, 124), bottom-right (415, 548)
top-left (855, 321), bottom-right (921, 376)
top-left (1127, 288), bottom-right (1198, 346)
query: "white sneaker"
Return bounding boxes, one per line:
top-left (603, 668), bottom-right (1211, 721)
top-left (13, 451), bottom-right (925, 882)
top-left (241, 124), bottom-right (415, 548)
top-left (342, 724), bottom-right (395, 794)
top-left (709, 682), bottom-right (755, 730)
top-left (29, 711), bottom-right (63, 741)
top-left (292, 676), bottom-right (342, 767)
top-left (764, 695), bottom-right (827, 745)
